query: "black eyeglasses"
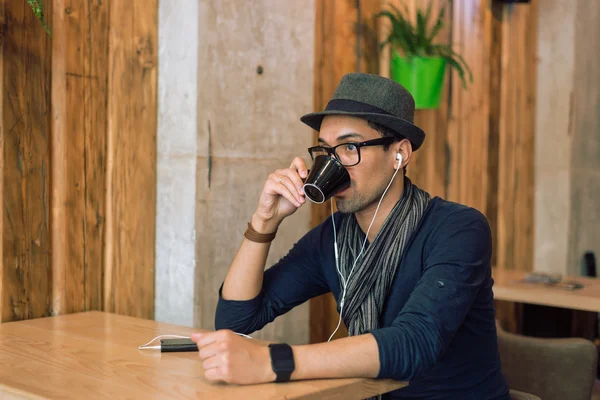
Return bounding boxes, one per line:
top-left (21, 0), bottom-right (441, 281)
top-left (307, 137), bottom-right (397, 167)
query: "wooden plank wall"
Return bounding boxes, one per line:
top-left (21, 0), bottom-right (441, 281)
top-left (311, 0), bottom-right (537, 342)
top-left (0, 0), bottom-right (157, 322)
top-left (494, 1), bottom-right (537, 275)
top-left (103, 0), bottom-right (157, 319)
top-left (1, 0), bottom-right (53, 321)
top-left (51, 0), bottom-right (108, 315)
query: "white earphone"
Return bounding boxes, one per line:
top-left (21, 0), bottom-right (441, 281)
top-left (396, 153), bottom-right (403, 169)
top-left (327, 150), bottom-right (405, 342)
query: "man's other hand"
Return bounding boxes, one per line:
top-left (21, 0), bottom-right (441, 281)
top-left (191, 330), bottom-right (276, 385)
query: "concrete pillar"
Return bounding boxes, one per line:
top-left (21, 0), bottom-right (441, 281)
top-left (155, 0), bottom-right (199, 326)
top-left (194, 1), bottom-right (315, 343)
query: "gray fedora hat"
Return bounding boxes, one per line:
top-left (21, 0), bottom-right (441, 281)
top-left (300, 73), bottom-right (425, 150)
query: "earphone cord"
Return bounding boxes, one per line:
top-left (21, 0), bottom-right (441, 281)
top-left (328, 160), bottom-right (403, 342)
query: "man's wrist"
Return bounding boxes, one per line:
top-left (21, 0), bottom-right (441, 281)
top-left (251, 213), bottom-right (281, 235)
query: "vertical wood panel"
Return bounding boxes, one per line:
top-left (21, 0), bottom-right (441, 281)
top-left (0, 0), bottom-right (4, 322)
top-left (52, 0), bottom-right (109, 315)
top-left (82, 0), bottom-right (109, 311)
top-left (311, 0), bottom-right (350, 343)
top-left (447, 0), bottom-right (491, 212)
top-left (311, 0), bottom-right (356, 343)
top-left (495, 2), bottom-right (537, 271)
top-left (104, 0), bottom-right (157, 319)
top-left (1, 0), bottom-right (53, 322)
top-left (311, 0), bottom-right (381, 343)
top-left (408, 0), bottom-right (451, 199)
top-left (487, 2), bottom-right (503, 268)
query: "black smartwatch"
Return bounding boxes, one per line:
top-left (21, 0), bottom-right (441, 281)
top-left (268, 343), bottom-right (295, 382)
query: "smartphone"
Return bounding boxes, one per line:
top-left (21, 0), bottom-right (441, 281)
top-left (551, 281), bottom-right (584, 291)
top-left (160, 338), bottom-right (198, 353)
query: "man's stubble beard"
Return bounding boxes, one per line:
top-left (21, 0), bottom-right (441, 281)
top-left (335, 183), bottom-right (386, 214)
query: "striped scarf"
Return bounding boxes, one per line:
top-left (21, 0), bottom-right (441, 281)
top-left (338, 177), bottom-right (431, 336)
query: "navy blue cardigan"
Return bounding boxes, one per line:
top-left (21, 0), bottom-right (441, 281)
top-left (215, 197), bottom-right (510, 399)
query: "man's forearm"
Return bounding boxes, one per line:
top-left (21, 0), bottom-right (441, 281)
top-left (291, 333), bottom-right (381, 380)
top-left (221, 214), bottom-right (280, 300)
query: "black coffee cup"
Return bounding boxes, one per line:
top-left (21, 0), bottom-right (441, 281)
top-left (302, 155), bottom-right (351, 204)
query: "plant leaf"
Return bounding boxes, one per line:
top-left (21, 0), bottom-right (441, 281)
top-left (27, 0), bottom-right (52, 36)
top-left (431, 44), bottom-right (473, 89)
top-left (388, 3), bottom-right (417, 56)
top-left (425, 5), bottom-right (446, 48)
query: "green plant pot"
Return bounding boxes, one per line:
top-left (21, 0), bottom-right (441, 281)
top-left (390, 53), bottom-right (446, 109)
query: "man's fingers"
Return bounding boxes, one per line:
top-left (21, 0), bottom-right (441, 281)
top-left (204, 366), bottom-right (229, 383)
top-left (198, 341), bottom-right (222, 360)
top-left (202, 353), bottom-right (221, 370)
top-left (191, 331), bottom-right (219, 348)
top-left (274, 168), bottom-right (306, 197)
top-left (289, 157), bottom-right (309, 179)
top-left (274, 175), bottom-right (304, 204)
top-left (204, 367), bottom-right (221, 382)
top-left (279, 169), bottom-right (306, 196)
top-left (267, 176), bottom-right (302, 207)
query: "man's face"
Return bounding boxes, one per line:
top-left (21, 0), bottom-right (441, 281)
top-left (318, 115), bottom-right (395, 214)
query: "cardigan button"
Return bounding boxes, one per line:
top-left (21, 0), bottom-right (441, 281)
top-left (437, 280), bottom-right (445, 288)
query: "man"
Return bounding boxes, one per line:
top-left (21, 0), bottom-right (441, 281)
top-left (191, 73), bottom-right (510, 399)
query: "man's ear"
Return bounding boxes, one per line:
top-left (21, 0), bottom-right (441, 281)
top-left (394, 139), bottom-right (412, 169)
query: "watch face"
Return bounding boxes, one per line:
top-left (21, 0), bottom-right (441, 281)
top-left (269, 343), bottom-right (295, 379)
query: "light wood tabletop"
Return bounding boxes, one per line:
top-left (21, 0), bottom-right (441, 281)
top-left (0, 311), bottom-right (406, 399)
top-left (493, 269), bottom-right (600, 312)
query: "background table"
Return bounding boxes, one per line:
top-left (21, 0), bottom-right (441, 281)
top-left (0, 312), bottom-right (406, 399)
top-left (493, 269), bottom-right (600, 312)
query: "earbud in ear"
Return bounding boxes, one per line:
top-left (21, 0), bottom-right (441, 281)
top-left (395, 153), bottom-right (403, 170)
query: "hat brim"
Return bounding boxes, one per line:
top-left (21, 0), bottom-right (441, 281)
top-left (300, 111), bottom-right (425, 151)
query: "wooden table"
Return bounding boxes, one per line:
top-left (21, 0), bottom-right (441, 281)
top-left (0, 312), bottom-right (406, 399)
top-left (493, 269), bottom-right (600, 312)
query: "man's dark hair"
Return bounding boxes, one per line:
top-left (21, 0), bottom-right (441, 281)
top-left (367, 120), bottom-right (406, 149)
top-left (367, 120), bottom-right (408, 174)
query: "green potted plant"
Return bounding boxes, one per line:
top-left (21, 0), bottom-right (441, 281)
top-left (376, 1), bottom-right (472, 109)
top-left (27, 0), bottom-right (51, 36)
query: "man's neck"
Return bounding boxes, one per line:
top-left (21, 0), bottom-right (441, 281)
top-left (354, 176), bottom-right (405, 242)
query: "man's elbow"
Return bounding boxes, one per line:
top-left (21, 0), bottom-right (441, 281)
top-left (214, 312), bottom-right (255, 334)
top-left (214, 306), bottom-right (272, 334)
